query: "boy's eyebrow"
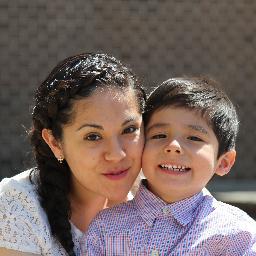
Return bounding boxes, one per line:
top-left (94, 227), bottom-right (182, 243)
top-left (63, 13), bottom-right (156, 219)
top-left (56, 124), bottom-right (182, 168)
top-left (146, 123), bottom-right (209, 135)
top-left (187, 124), bottom-right (208, 134)
top-left (146, 123), bottom-right (169, 133)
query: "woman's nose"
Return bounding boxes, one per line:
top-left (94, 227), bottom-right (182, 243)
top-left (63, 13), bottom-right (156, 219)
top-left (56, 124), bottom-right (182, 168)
top-left (104, 138), bottom-right (126, 161)
top-left (164, 139), bottom-right (183, 154)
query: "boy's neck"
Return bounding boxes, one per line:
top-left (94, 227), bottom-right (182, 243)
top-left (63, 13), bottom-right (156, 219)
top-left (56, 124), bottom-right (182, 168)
top-left (145, 179), bottom-right (202, 204)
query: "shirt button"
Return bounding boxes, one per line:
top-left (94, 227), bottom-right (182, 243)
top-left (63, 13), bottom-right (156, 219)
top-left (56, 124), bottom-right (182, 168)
top-left (151, 250), bottom-right (159, 256)
top-left (162, 207), bottom-right (170, 215)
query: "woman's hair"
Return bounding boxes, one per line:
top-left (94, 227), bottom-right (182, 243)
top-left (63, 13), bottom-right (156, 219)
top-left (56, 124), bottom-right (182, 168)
top-left (29, 53), bottom-right (146, 255)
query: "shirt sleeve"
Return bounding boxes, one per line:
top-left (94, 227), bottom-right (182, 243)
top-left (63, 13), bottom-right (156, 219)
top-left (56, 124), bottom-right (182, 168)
top-left (225, 219), bottom-right (256, 256)
top-left (0, 178), bottom-right (50, 254)
top-left (242, 231), bottom-right (256, 256)
top-left (251, 241), bottom-right (256, 255)
top-left (80, 217), bottom-right (105, 256)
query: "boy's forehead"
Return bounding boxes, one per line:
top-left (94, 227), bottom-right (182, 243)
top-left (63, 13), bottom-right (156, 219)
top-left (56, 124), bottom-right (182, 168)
top-left (146, 106), bottom-right (213, 132)
top-left (148, 105), bottom-right (202, 121)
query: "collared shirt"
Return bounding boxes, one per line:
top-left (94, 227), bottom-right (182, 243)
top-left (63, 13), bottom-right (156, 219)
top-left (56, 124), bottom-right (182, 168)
top-left (82, 180), bottom-right (256, 256)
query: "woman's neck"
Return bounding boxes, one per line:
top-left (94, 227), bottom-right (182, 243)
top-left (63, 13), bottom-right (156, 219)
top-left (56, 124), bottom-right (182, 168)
top-left (70, 193), bottom-right (108, 232)
top-left (69, 193), bottom-right (129, 232)
top-left (69, 178), bottom-right (129, 232)
top-left (68, 175), bottom-right (109, 232)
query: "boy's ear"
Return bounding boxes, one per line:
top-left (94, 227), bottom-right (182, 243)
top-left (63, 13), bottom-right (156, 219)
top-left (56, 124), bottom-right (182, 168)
top-left (215, 149), bottom-right (236, 176)
top-left (41, 128), bottom-right (63, 159)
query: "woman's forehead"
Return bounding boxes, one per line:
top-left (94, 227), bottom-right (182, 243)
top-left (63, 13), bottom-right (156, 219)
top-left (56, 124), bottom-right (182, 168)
top-left (66, 88), bottom-right (141, 126)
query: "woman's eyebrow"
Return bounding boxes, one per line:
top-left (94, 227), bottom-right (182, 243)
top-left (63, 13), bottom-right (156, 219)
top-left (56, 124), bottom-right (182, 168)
top-left (77, 123), bottom-right (103, 131)
top-left (187, 124), bottom-right (208, 134)
top-left (122, 117), bottom-right (139, 126)
top-left (76, 117), bottom-right (140, 131)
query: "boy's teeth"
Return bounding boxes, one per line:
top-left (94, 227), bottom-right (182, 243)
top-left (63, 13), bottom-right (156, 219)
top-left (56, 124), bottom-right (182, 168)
top-left (160, 164), bottom-right (189, 172)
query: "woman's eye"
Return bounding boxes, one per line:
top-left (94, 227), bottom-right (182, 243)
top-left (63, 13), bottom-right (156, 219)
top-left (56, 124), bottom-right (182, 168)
top-left (151, 134), bottom-right (167, 139)
top-left (85, 134), bottom-right (102, 141)
top-left (123, 126), bottom-right (138, 134)
top-left (187, 136), bottom-right (203, 142)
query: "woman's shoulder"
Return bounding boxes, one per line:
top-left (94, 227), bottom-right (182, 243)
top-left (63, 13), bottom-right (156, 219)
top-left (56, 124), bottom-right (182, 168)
top-left (0, 169), bottom-right (83, 255)
top-left (0, 169), bottom-right (36, 193)
top-left (0, 169), bottom-right (40, 208)
top-left (0, 169), bottom-right (41, 208)
top-left (0, 169), bottom-right (53, 254)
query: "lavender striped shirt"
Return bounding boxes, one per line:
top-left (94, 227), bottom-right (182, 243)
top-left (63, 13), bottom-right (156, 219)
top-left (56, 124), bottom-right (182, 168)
top-left (82, 180), bottom-right (256, 255)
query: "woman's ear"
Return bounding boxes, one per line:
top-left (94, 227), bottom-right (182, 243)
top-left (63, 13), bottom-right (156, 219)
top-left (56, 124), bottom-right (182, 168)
top-left (215, 149), bottom-right (236, 176)
top-left (41, 128), bottom-right (63, 159)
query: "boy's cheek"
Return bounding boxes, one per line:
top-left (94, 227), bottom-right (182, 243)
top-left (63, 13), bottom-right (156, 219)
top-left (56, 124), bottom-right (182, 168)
top-left (142, 144), bottom-right (154, 162)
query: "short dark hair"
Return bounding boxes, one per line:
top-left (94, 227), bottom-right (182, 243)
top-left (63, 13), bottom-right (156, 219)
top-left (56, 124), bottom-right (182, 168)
top-left (144, 77), bottom-right (239, 157)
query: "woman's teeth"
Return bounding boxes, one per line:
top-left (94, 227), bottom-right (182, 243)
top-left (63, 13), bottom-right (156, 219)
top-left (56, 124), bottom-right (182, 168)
top-left (159, 164), bottom-right (190, 172)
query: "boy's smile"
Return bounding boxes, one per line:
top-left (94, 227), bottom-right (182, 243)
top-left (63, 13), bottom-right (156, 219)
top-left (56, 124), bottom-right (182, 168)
top-left (142, 106), bottom-right (227, 203)
top-left (159, 164), bottom-right (191, 173)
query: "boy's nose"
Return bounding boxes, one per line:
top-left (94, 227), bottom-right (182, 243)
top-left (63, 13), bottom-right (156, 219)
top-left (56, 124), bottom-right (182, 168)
top-left (164, 140), bottom-right (183, 154)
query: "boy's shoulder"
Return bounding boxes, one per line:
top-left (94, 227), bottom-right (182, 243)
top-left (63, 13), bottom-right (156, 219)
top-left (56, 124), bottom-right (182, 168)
top-left (213, 198), bottom-right (255, 221)
top-left (200, 193), bottom-right (256, 234)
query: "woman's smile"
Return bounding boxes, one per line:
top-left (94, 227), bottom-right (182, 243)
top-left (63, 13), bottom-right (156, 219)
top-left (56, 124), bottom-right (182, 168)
top-left (102, 168), bottom-right (129, 180)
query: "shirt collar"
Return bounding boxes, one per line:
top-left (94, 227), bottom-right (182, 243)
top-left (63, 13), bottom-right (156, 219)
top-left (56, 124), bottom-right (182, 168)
top-left (134, 179), bottom-right (210, 227)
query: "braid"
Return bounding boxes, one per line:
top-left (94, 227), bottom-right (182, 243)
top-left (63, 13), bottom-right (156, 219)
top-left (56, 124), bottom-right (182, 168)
top-left (30, 124), bottom-right (75, 255)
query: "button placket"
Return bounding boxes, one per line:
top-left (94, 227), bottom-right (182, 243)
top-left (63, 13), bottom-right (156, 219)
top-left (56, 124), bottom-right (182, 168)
top-left (151, 249), bottom-right (159, 256)
top-left (162, 206), bottom-right (170, 215)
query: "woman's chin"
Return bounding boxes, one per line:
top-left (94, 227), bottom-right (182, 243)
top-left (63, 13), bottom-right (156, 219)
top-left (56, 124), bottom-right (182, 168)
top-left (106, 193), bottom-right (130, 207)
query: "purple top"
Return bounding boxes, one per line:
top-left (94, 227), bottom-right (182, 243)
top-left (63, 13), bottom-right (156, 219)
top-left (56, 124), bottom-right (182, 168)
top-left (82, 180), bottom-right (256, 255)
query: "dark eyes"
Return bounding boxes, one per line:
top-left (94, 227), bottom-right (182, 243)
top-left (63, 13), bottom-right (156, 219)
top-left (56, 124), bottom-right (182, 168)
top-left (84, 126), bottom-right (138, 141)
top-left (123, 126), bottom-right (138, 134)
top-left (85, 134), bottom-right (102, 141)
top-left (187, 136), bottom-right (203, 142)
top-left (151, 134), bottom-right (167, 139)
top-left (149, 134), bottom-right (203, 142)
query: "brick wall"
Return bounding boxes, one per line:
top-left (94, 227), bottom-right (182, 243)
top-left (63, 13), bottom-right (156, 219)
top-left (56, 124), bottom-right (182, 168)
top-left (1, 0), bottom-right (256, 181)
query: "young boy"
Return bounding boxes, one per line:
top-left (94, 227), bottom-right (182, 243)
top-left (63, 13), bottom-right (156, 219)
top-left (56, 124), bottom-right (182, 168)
top-left (82, 77), bottom-right (256, 255)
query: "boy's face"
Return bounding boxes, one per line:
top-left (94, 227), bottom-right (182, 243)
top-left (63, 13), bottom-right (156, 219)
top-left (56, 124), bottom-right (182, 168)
top-left (142, 107), bottom-right (235, 203)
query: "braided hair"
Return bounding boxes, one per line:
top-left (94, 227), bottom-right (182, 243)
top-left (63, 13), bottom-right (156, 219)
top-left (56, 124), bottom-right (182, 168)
top-left (29, 53), bottom-right (146, 255)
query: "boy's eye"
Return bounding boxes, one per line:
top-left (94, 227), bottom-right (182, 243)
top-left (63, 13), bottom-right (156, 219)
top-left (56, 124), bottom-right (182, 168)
top-left (123, 126), bottom-right (138, 134)
top-left (151, 134), bottom-right (167, 139)
top-left (85, 133), bottom-right (102, 141)
top-left (187, 136), bottom-right (203, 142)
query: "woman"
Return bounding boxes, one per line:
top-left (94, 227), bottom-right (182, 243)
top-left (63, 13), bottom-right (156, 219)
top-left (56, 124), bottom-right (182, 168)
top-left (0, 53), bottom-right (145, 255)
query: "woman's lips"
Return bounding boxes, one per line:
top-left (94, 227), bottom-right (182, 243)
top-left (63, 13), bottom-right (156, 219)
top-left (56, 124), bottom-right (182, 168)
top-left (102, 169), bottom-right (129, 180)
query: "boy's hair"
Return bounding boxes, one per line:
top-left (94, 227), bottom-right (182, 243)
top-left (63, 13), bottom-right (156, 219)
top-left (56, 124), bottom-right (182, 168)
top-left (144, 77), bottom-right (239, 158)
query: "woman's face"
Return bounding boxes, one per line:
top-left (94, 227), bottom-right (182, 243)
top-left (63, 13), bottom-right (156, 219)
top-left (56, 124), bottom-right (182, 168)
top-left (60, 87), bottom-right (144, 202)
